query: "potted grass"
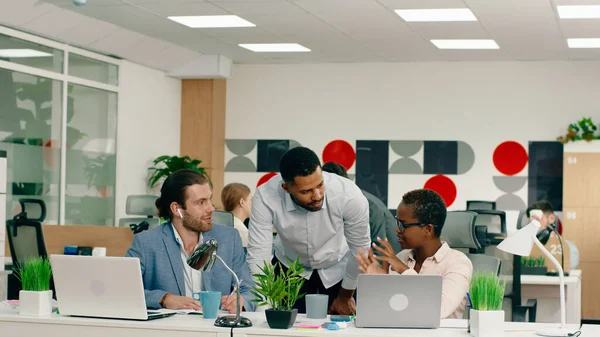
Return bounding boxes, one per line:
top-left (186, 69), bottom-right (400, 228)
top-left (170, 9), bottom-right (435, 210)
top-left (15, 257), bottom-right (53, 316)
top-left (250, 257), bottom-right (305, 329)
top-left (469, 272), bottom-right (507, 337)
top-left (521, 256), bottom-right (547, 275)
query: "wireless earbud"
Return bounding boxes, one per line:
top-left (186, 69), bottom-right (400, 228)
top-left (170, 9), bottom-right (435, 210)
top-left (177, 209), bottom-right (183, 218)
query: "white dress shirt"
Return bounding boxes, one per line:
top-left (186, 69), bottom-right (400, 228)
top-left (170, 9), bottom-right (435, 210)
top-left (247, 171), bottom-right (371, 290)
top-left (172, 224), bottom-right (203, 297)
top-left (233, 216), bottom-right (249, 248)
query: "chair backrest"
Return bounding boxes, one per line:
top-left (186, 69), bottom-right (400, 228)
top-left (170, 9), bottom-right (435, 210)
top-left (466, 200), bottom-right (496, 210)
top-left (440, 211), bottom-right (481, 250)
top-left (118, 217), bottom-right (161, 233)
top-left (17, 199), bottom-right (47, 222)
top-left (516, 210), bottom-right (529, 230)
top-left (126, 195), bottom-right (157, 217)
top-left (212, 210), bottom-right (234, 227)
top-left (6, 217), bottom-right (48, 267)
top-left (467, 254), bottom-right (502, 276)
top-left (471, 209), bottom-right (507, 244)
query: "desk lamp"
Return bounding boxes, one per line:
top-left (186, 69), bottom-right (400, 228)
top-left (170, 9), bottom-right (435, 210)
top-left (187, 239), bottom-right (252, 328)
top-left (497, 217), bottom-right (575, 337)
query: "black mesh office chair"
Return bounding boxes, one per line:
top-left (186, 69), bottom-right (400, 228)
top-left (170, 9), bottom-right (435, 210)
top-left (466, 200), bottom-right (496, 210)
top-left (119, 195), bottom-right (160, 234)
top-left (470, 209), bottom-right (507, 246)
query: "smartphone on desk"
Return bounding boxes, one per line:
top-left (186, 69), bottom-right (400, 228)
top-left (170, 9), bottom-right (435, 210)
top-left (330, 315), bottom-right (353, 322)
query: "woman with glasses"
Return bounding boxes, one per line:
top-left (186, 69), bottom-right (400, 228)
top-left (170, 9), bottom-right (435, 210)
top-left (356, 189), bottom-right (473, 319)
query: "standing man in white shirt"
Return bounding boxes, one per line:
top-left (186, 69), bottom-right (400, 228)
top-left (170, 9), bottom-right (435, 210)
top-left (247, 147), bottom-right (371, 315)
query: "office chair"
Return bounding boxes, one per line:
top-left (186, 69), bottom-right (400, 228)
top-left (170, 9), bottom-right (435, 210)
top-left (466, 200), bottom-right (496, 210)
top-left (504, 255), bottom-right (538, 322)
top-left (212, 210), bottom-right (234, 227)
top-left (470, 209), bottom-right (507, 246)
top-left (441, 211), bottom-right (502, 275)
top-left (118, 195), bottom-right (160, 233)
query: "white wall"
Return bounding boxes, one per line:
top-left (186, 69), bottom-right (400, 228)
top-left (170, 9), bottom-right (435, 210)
top-left (115, 60), bottom-right (181, 224)
top-left (225, 61), bottom-right (600, 231)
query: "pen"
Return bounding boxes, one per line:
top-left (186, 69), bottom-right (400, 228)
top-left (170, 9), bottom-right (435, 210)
top-left (466, 292), bottom-right (473, 308)
top-left (230, 280), bottom-right (241, 297)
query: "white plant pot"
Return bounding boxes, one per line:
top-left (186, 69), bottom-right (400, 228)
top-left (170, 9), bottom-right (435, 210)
top-left (470, 309), bottom-right (504, 337)
top-left (19, 290), bottom-right (53, 317)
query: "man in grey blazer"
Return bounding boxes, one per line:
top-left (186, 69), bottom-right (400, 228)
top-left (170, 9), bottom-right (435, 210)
top-left (126, 169), bottom-right (256, 312)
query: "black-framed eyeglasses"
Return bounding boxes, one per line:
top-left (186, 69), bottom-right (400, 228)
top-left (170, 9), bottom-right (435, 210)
top-left (395, 216), bottom-right (427, 233)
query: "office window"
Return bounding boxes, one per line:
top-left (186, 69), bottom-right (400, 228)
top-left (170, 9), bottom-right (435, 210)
top-left (0, 26), bottom-right (119, 226)
top-left (69, 53), bottom-right (118, 86)
top-left (0, 68), bottom-right (62, 223)
top-left (64, 84), bottom-right (117, 226)
top-left (0, 33), bottom-right (63, 73)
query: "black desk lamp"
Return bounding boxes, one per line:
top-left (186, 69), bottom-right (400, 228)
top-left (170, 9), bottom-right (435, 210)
top-left (536, 222), bottom-right (568, 277)
top-left (187, 239), bottom-right (252, 328)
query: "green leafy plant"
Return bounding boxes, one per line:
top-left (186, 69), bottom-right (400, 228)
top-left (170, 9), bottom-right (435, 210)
top-left (558, 117), bottom-right (599, 144)
top-left (250, 257), bottom-right (306, 311)
top-left (521, 256), bottom-right (545, 267)
top-left (147, 155), bottom-right (207, 188)
top-left (470, 272), bottom-right (506, 311)
top-left (83, 154), bottom-right (116, 196)
top-left (14, 257), bottom-right (52, 291)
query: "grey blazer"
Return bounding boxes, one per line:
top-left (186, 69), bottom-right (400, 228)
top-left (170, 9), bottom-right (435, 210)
top-left (126, 222), bottom-right (256, 311)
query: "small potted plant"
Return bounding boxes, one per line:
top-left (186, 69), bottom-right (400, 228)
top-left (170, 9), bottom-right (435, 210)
top-left (250, 257), bottom-right (305, 329)
top-left (521, 256), bottom-right (547, 275)
top-left (469, 272), bottom-right (506, 337)
top-left (147, 155), bottom-right (206, 188)
top-left (15, 257), bottom-right (53, 316)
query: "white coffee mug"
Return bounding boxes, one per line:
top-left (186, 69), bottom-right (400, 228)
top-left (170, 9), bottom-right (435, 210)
top-left (92, 247), bottom-right (107, 257)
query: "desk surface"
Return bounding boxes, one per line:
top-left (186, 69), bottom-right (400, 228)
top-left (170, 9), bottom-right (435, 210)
top-left (520, 269), bottom-right (582, 285)
top-left (0, 308), bottom-right (581, 337)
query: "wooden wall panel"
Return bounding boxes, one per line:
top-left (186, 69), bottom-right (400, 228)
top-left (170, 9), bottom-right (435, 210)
top-left (563, 153), bottom-right (600, 208)
top-left (180, 79), bottom-right (226, 209)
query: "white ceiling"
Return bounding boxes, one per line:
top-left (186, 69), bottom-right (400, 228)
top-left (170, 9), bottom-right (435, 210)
top-left (3, 0), bottom-right (600, 72)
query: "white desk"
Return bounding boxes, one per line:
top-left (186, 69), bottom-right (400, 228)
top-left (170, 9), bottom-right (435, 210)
top-left (520, 270), bottom-right (582, 324)
top-left (0, 270), bottom-right (10, 301)
top-left (0, 308), bottom-right (581, 337)
top-left (581, 324), bottom-right (600, 335)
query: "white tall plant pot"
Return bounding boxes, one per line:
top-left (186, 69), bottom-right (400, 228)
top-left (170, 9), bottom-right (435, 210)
top-left (19, 290), bottom-right (52, 316)
top-left (470, 309), bottom-right (504, 337)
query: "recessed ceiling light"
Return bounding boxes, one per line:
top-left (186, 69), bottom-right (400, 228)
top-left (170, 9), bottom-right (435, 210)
top-left (557, 5), bottom-right (600, 19)
top-left (394, 8), bottom-right (477, 22)
top-left (238, 43), bottom-right (310, 52)
top-left (431, 39), bottom-right (499, 49)
top-left (0, 49), bottom-right (53, 58)
top-left (167, 15), bottom-right (255, 28)
top-left (567, 38), bottom-right (600, 48)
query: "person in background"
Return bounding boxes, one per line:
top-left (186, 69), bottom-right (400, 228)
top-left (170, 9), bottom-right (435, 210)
top-left (526, 200), bottom-right (579, 269)
top-left (126, 169), bottom-right (256, 312)
top-left (322, 161), bottom-right (401, 254)
top-left (356, 189), bottom-right (473, 319)
top-left (221, 182), bottom-right (252, 248)
top-left (247, 147), bottom-right (371, 315)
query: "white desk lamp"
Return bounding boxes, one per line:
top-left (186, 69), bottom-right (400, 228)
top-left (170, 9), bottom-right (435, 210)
top-left (497, 214), bottom-right (575, 337)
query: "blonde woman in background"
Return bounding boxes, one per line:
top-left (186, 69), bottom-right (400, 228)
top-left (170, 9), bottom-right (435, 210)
top-left (221, 183), bottom-right (252, 247)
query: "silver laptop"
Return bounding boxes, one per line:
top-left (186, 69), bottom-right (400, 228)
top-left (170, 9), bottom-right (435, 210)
top-left (356, 274), bottom-right (442, 328)
top-left (50, 254), bottom-right (176, 321)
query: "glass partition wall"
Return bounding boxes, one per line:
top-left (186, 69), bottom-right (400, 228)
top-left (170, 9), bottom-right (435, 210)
top-left (0, 26), bottom-right (119, 226)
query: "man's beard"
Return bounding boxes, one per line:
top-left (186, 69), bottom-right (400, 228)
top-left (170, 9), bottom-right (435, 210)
top-left (290, 194), bottom-right (324, 212)
top-left (182, 214), bottom-right (212, 233)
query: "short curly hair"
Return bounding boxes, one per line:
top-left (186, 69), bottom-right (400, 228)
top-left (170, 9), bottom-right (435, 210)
top-left (279, 147), bottom-right (321, 184)
top-left (401, 189), bottom-right (447, 237)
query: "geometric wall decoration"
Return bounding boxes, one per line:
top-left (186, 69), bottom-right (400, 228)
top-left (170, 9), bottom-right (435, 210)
top-left (493, 141), bottom-right (528, 176)
top-left (424, 174), bottom-right (457, 207)
top-left (492, 140), bottom-right (528, 210)
top-left (423, 141), bottom-right (458, 175)
top-left (356, 140), bottom-right (389, 205)
top-left (257, 139), bottom-right (289, 172)
top-left (527, 141), bottom-right (563, 211)
top-left (457, 141), bottom-right (475, 174)
top-left (389, 141), bottom-right (422, 174)
top-left (322, 139), bottom-right (356, 170)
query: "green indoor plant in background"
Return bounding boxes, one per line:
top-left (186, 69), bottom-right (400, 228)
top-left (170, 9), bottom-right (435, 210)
top-left (250, 257), bottom-right (306, 329)
top-left (15, 257), bottom-right (53, 317)
top-left (469, 272), bottom-right (507, 337)
top-left (558, 117), bottom-right (599, 144)
top-left (521, 256), bottom-right (547, 276)
top-left (147, 155), bottom-right (206, 188)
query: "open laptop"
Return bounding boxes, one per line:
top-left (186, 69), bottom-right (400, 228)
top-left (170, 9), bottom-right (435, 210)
top-left (355, 274), bottom-right (442, 328)
top-left (50, 254), bottom-right (176, 321)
